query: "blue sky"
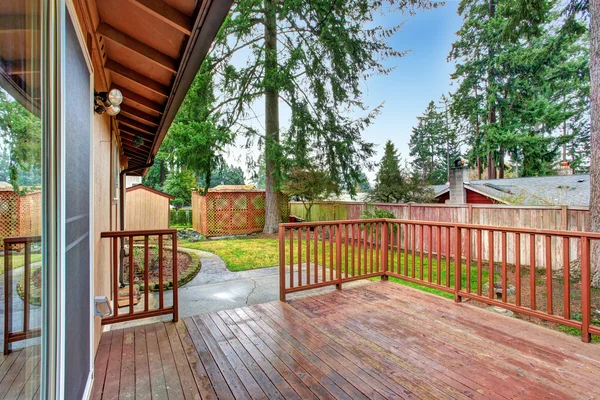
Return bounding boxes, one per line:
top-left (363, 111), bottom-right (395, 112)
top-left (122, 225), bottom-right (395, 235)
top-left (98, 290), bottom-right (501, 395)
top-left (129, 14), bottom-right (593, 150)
top-left (360, 1), bottom-right (463, 179)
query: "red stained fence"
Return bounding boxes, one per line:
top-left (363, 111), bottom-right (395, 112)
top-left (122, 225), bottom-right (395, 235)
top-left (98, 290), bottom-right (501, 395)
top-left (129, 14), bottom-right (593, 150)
top-left (100, 229), bottom-right (178, 325)
top-left (279, 219), bottom-right (600, 343)
top-left (3, 236), bottom-right (42, 354)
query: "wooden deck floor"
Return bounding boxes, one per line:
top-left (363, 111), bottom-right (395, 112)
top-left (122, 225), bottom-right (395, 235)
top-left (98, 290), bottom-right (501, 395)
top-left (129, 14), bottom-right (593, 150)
top-left (0, 345), bottom-right (40, 399)
top-left (92, 281), bottom-right (600, 399)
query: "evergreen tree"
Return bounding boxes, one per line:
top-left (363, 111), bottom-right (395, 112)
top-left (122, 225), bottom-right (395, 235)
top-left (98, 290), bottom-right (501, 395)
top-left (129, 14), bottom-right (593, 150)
top-left (208, 0), bottom-right (439, 232)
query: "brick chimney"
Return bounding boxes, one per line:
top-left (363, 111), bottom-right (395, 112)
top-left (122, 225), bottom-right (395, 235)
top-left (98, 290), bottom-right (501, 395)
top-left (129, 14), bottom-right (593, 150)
top-left (446, 162), bottom-right (469, 204)
top-left (557, 161), bottom-right (573, 176)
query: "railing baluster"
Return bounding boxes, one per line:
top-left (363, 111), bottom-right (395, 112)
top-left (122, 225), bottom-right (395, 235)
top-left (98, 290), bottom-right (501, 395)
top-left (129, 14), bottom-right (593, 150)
top-left (172, 232), bottom-right (178, 322)
top-left (455, 226), bottom-right (461, 302)
top-left (305, 227), bottom-right (310, 285)
top-left (330, 226), bottom-right (335, 280)
top-left (465, 228), bottom-right (471, 293)
top-left (113, 237), bottom-right (119, 317)
top-left (144, 236), bottom-right (149, 312)
top-left (515, 233), bottom-right (521, 307)
top-left (23, 242), bottom-right (30, 333)
top-left (411, 224), bottom-right (416, 278)
top-left (375, 223), bottom-right (380, 272)
top-left (289, 228), bottom-right (294, 288)
top-left (159, 234), bottom-right (164, 310)
top-left (419, 225), bottom-right (424, 280)
top-left (363, 223), bottom-right (367, 275)
top-left (345, 224), bottom-right (349, 279)
top-left (530, 234), bottom-right (536, 310)
top-left (428, 225), bottom-right (433, 283)
top-left (477, 229), bottom-right (482, 296)
top-left (488, 230), bottom-right (494, 299)
top-left (563, 237), bottom-right (570, 320)
top-left (298, 228), bottom-right (302, 287)
top-left (446, 227), bottom-right (451, 287)
top-left (314, 226), bottom-right (318, 283)
top-left (404, 224), bottom-right (409, 276)
top-left (396, 223), bottom-right (401, 275)
top-left (129, 236), bottom-right (135, 315)
top-left (322, 227), bottom-right (326, 282)
top-left (502, 231), bottom-right (507, 303)
top-left (4, 242), bottom-right (10, 355)
top-left (336, 223), bottom-right (342, 289)
top-left (581, 236), bottom-right (591, 343)
top-left (545, 235), bottom-right (552, 315)
top-left (370, 224), bottom-right (374, 274)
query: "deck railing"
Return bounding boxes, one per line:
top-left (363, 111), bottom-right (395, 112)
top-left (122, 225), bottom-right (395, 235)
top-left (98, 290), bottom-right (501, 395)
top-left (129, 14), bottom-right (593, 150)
top-left (100, 229), bottom-right (178, 325)
top-left (3, 236), bottom-right (42, 354)
top-left (279, 219), bottom-right (600, 342)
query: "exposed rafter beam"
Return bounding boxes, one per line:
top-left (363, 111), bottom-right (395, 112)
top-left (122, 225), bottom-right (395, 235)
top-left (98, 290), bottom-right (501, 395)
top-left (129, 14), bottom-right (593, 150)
top-left (126, 0), bottom-right (192, 35)
top-left (105, 59), bottom-right (169, 98)
top-left (119, 129), bottom-right (154, 144)
top-left (122, 142), bottom-right (151, 153)
top-left (119, 104), bottom-right (159, 126)
top-left (118, 125), bottom-right (155, 142)
top-left (112, 85), bottom-right (163, 114)
top-left (96, 23), bottom-right (177, 73)
top-left (123, 150), bottom-right (148, 162)
top-left (116, 115), bottom-right (156, 135)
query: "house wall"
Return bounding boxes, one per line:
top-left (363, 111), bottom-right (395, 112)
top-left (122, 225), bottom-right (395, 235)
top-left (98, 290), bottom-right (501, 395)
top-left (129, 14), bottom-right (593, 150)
top-left (466, 189), bottom-right (496, 204)
top-left (125, 188), bottom-right (171, 230)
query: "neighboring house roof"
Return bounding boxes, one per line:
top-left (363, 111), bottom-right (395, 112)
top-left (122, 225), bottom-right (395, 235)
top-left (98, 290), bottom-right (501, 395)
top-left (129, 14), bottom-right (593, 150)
top-left (324, 192), bottom-right (370, 202)
top-left (126, 184), bottom-right (175, 200)
top-left (432, 185), bottom-right (449, 197)
top-left (211, 185), bottom-right (257, 191)
top-left (0, 182), bottom-right (13, 192)
top-left (433, 174), bottom-right (590, 206)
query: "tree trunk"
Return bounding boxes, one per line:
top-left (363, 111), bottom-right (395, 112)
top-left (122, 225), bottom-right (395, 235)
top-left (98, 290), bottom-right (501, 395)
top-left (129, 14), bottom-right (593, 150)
top-left (263, 0), bottom-right (280, 234)
top-left (590, 0), bottom-right (600, 287)
top-left (487, 0), bottom-right (497, 180)
top-left (498, 146), bottom-right (504, 179)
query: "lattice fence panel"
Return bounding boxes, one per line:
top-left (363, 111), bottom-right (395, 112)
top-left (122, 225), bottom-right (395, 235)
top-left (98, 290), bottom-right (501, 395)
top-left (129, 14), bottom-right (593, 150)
top-left (0, 192), bottom-right (20, 250)
top-left (19, 192), bottom-right (41, 238)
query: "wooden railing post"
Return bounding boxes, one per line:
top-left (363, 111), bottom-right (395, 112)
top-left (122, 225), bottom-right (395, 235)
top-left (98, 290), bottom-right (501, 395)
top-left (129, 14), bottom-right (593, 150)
top-left (4, 240), bottom-right (10, 355)
top-left (454, 225), bottom-right (462, 302)
top-left (172, 232), bottom-right (178, 322)
top-left (581, 236), bottom-right (591, 343)
top-left (381, 221), bottom-right (389, 280)
top-left (279, 226), bottom-right (286, 301)
top-left (336, 223), bottom-right (342, 290)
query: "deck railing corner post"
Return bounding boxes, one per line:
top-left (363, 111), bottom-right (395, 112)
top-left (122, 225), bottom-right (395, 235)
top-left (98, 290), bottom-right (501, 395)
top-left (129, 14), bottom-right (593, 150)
top-left (336, 223), bottom-right (343, 290)
top-left (454, 225), bottom-right (462, 303)
top-left (382, 220), bottom-right (389, 280)
top-left (279, 225), bottom-right (286, 301)
top-left (172, 231), bottom-right (179, 322)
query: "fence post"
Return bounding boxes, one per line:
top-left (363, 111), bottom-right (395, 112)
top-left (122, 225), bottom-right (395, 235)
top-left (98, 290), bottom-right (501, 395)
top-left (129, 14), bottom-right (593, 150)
top-left (381, 221), bottom-right (389, 280)
top-left (279, 226), bottom-right (286, 301)
top-left (454, 225), bottom-right (462, 303)
top-left (581, 236), bottom-right (591, 343)
top-left (336, 223), bottom-right (342, 290)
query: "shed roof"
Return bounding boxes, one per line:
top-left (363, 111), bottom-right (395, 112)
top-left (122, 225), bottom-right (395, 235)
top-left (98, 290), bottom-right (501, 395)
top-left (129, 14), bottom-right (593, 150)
top-left (126, 184), bottom-right (175, 200)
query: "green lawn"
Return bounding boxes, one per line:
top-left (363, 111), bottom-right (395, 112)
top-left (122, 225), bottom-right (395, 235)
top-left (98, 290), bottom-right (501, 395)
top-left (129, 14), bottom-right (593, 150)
top-left (0, 253), bottom-right (42, 274)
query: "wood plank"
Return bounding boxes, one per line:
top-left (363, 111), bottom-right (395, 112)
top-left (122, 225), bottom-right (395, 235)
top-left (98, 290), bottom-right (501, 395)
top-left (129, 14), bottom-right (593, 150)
top-left (119, 104), bottom-right (160, 126)
top-left (117, 115), bottom-right (156, 135)
top-left (16, 356), bottom-right (40, 400)
top-left (92, 331), bottom-right (113, 400)
top-left (229, 308), bottom-right (333, 400)
top-left (133, 325), bottom-right (151, 400)
top-left (144, 323), bottom-right (168, 399)
top-left (188, 316), bottom-right (251, 400)
top-left (0, 348), bottom-right (33, 396)
top-left (102, 329), bottom-right (124, 400)
top-left (196, 314), bottom-right (267, 399)
top-left (154, 323), bottom-right (186, 399)
top-left (210, 312), bottom-right (296, 399)
top-left (126, 0), bottom-right (193, 35)
top-left (4, 347), bottom-right (40, 400)
top-left (105, 59), bottom-right (169, 98)
top-left (174, 321), bottom-right (219, 400)
top-left (221, 309), bottom-right (319, 400)
top-left (0, 351), bottom-right (21, 386)
top-left (96, 23), bottom-right (178, 73)
top-left (164, 322), bottom-right (202, 400)
top-left (119, 327), bottom-right (136, 399)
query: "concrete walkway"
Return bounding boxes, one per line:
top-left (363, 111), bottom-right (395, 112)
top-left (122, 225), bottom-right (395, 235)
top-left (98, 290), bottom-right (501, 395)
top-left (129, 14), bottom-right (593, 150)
top-left (111, 247), bottom-right (370, 330)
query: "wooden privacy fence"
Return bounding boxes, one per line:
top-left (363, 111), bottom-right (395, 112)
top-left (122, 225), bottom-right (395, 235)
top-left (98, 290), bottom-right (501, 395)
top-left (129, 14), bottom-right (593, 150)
top-left (4, 236), bottom-right (42, 354)
top-left (0, 191), bottom-right (41, 250)
top-left (279, 218), bottom-right (600, 342)
top-left (290, 202), bottom-right (590, 273)
top-left (100, 229), bottom-right (178, 325)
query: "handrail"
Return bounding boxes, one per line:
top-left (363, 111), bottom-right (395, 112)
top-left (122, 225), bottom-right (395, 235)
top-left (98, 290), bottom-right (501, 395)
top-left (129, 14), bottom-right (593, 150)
top-left (100, 229), bottom-right (178, 325)
top-left (3, 236), bottom-right (42, 354)
top-left (279, 218), bottom-right (599, 343)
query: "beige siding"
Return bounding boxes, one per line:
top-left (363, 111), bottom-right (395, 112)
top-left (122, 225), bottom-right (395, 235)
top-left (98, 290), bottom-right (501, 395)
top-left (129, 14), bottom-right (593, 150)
top-left (125, 187), bottom-right (171, 230)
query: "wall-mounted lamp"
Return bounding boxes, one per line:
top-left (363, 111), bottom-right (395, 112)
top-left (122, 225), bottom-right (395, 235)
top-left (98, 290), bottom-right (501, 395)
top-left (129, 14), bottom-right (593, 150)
top-left (94, 296), bottom-right (113, 317)
top-left (94, 88), bottom-right (123, 116)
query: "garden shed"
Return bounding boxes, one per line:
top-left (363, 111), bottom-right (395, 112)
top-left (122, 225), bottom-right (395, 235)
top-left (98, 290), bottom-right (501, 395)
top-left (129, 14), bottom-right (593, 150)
top-left (125, 185), bottom-right (174, 230)
top-left (192, 185), bottom-right (268, 237)
top-left (0, 183), bottom-right (41, 250)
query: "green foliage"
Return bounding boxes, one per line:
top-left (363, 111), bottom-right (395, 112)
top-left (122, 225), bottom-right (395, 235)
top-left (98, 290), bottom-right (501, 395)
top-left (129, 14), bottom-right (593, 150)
top-left (370, 141), bottom-right (435, 203)
top-left (448, 0), bottom-right (590, 178)
top-left (361, 206), bottom-right (396, 219)
top-left (199, 163), bottom-right (245, 188)
top-left (163, 169), bottom-right (196, 208)
top-left (356, 171), bottom-right (372, 192)
top-left (209, 0), bottom-right (441, 218)
top-left (170, 209), bottom-right (192, 227)
top-left (282, 168), bottom-right (338, 221)
top-left (0, 89), bottom-right (41, 191)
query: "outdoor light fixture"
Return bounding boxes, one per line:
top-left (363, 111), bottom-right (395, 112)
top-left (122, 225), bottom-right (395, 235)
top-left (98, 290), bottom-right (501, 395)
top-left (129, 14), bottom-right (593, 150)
top-left (94, 88), bottom-right (123, 115)
top-left (94, 296), bottom-right (112, 317)
top-left (132, 134), bottom-right (144, 148)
